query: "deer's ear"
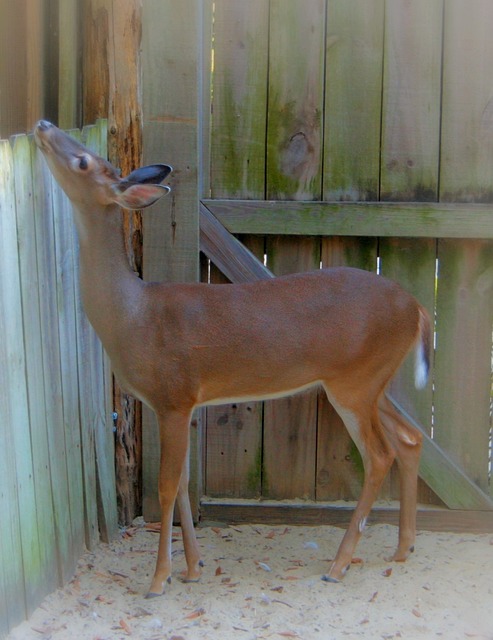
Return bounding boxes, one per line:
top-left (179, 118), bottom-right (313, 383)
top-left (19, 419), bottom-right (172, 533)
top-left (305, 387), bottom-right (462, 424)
top-left (124, 164), bottom-right (172, 185)
top-left (112, 183), bottom-right (170, 210)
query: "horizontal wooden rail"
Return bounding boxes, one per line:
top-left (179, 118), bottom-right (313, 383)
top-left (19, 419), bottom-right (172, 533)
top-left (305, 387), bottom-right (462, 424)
top-left (203, 199), bottom-right (493, 238)
top-left (200, 499), bottom-right (493, 534)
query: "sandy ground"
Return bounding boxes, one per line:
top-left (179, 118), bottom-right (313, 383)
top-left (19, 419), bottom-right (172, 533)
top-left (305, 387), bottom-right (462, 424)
top-left (7, 518), bottom-right (493, 640)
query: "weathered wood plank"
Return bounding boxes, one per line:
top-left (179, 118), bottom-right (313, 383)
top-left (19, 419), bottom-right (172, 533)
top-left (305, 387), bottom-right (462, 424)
top-left (83, 123), bottom-right (118, 543)
top-left (262, 0), bottom-right (325, 499)
top-left (82, 0), bottom-right (109, 124)
top-left (267, 0), bottom-right (325, 200)
top-left (73, 285), bottom-right (99, 550)
top-left (203, 199), bottom-right (493, 238)
top-left (436, 1), bottom-right (493, 494)
top-left (378, 0), bottom-right (442, 504)
top-left (433, 240), bottom-right (493, 491)
top-left (210, 0), bottom-right (269, 199)
top-left (0, 138), bottom-right (27, 633)
top-left (142, 0), bottom-right (201, 521)
top-left (109, 0), bottom-right (145, 528)
top-left (25, 0), bottom-right (46, 130)
top-left (324, 0), bottom-right (384, 200)
top-left (83, 0), bottom-right (145, 528)
top-left (32, 141), bottom-right (75, 582)
top-left (13, 134), bottom-right (59, 613)
top-left (49, 127), bottom-right (98, 553)
top-left (205, 1), bottom-right (268, 497)
top-left (58, 0), bottom-right (80, 128)
top-left (51, 135), bottom-right (86, 570)
top-left (205, 403), bottom-right (263, 498)
top-left (321, 1), bottom-right (384, 502)
top-left (200, 500), bottom-right (493, 534)
top-left (380, 0), bottom-right (443, 201)
top-left (440, 0), bottom-right (493, 202)
top-left (0, 2), bottom-right (27, 137)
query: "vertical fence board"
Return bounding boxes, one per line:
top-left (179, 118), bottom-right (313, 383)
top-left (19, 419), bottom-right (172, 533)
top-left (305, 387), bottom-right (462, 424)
top-left (0, 139), bottom-right (27, 633)
top-left (378, 0), bottom-right (442, 502)
top-left (210, 0), bottom-right (269, 199)
top-left (7, 135), bottom-right (44, 616)
top-left (262, 0), bottom-right (325, 499)
top-left (324, 0), bottom-right (384, 201)
top-left (83, 1), bottom-right (145, 526)
top-left (267, 0), bottom-right (325, 200)
top-left (84, 123), bottom-right (118, 542)
top-left (434, 240), bottom-right (493, 490)
top-left (12, 135), bottom-right (57, 614)
top-left (440, 0), bottom-right (493, 203)
top-left (435, 0), bottom-right (493, 490)
top-left (142, 0), bottom-right (201, 521)
top-left (17, 135), bottom-right (59, 599)
top-left (25, 0), bottom-right (46, 131)
top-left (51, 138), bottom-right (84, 566)
top-left (375, 0), bottom-right (442, 503)
top-left (32, 144), bottom-right (76, 582)
top-left (74, 273), bottom-right (99, 549)
top-left (319, 1), bottom-right (384, 501)
top-left (206, 403), bottom-right (264, 498)
top-left (66, 125), bottom-right (106, 549)
top-left (380, 0), bottom-right (442, 201)
top-left (0, 1), bottom-right (27, 137)
top-left (108, 0), bottom-right (145, 528)
top-left (205, 0), bottom-right (269, 498)
top-left (58, 0), bottom-right (80, 128)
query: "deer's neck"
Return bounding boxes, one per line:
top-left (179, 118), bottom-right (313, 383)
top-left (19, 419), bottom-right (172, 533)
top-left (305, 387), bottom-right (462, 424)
top-left (73, 203), bottom-right (143, 347)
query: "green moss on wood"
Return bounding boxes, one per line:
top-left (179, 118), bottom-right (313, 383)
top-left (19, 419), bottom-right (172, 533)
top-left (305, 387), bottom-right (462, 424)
top-left (247, 443), bottom-right (264, 496)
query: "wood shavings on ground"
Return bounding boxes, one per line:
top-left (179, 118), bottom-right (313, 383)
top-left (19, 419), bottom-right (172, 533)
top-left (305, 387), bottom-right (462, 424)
top-left (7, 521), bottom-right (493, 640)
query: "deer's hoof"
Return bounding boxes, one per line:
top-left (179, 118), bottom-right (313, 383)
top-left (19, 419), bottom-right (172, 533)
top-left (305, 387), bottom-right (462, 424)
top-left (145, 575), bottom-right (171, 598)
top-left (322, 561), bottom-right (350, 583)
top-left (387, 545), bottom-right (415, 563)
top-left (182, 560), bottom-right (204, 583)
top-left (321, 574), bottom-right (340, 583)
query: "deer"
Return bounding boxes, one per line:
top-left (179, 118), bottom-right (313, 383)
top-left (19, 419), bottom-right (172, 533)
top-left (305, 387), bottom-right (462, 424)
top-left (34, 120), bottom-right (430, 598)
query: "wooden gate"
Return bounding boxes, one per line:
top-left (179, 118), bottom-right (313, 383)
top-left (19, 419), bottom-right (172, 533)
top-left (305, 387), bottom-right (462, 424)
top-left (141, 0), bottom-right (493, 528)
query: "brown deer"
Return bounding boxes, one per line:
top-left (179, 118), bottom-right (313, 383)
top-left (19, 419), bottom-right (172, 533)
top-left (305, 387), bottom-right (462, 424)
top-left (34, 120), bottom-right (430, 597)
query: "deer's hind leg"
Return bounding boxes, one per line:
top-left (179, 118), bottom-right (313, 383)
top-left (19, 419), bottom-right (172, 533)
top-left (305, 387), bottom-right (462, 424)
top-left (323, 388), bottom-right (396, 582)
top-left (176, 444), bottom-right (203, 582)
top-left (378, 393), bottom-right (422, 563)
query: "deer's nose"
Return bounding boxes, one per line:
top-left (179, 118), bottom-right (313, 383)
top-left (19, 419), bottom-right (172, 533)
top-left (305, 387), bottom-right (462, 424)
top-left (36, 120), bottom-right (54, 132)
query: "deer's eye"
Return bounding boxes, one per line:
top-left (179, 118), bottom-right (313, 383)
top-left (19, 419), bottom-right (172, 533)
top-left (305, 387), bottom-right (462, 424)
top-left (79, 155), bottom-right (89, 170)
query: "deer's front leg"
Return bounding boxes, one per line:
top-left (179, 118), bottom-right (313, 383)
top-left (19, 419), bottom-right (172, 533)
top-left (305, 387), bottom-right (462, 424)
top-left (146, 410), bottom-right (191, 598)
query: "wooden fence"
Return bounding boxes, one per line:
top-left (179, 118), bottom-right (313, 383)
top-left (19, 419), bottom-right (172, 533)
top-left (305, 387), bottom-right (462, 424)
top-left (0, 120), bottom-right (117, 638)
top-left (2, 1), bottom-right (493, 633)
top-left (141, 0), bottom-right (493, 524)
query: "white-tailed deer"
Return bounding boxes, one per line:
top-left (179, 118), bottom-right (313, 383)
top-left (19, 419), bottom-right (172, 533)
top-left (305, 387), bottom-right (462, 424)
top-left (34, 120), bottom-right (430, 597)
